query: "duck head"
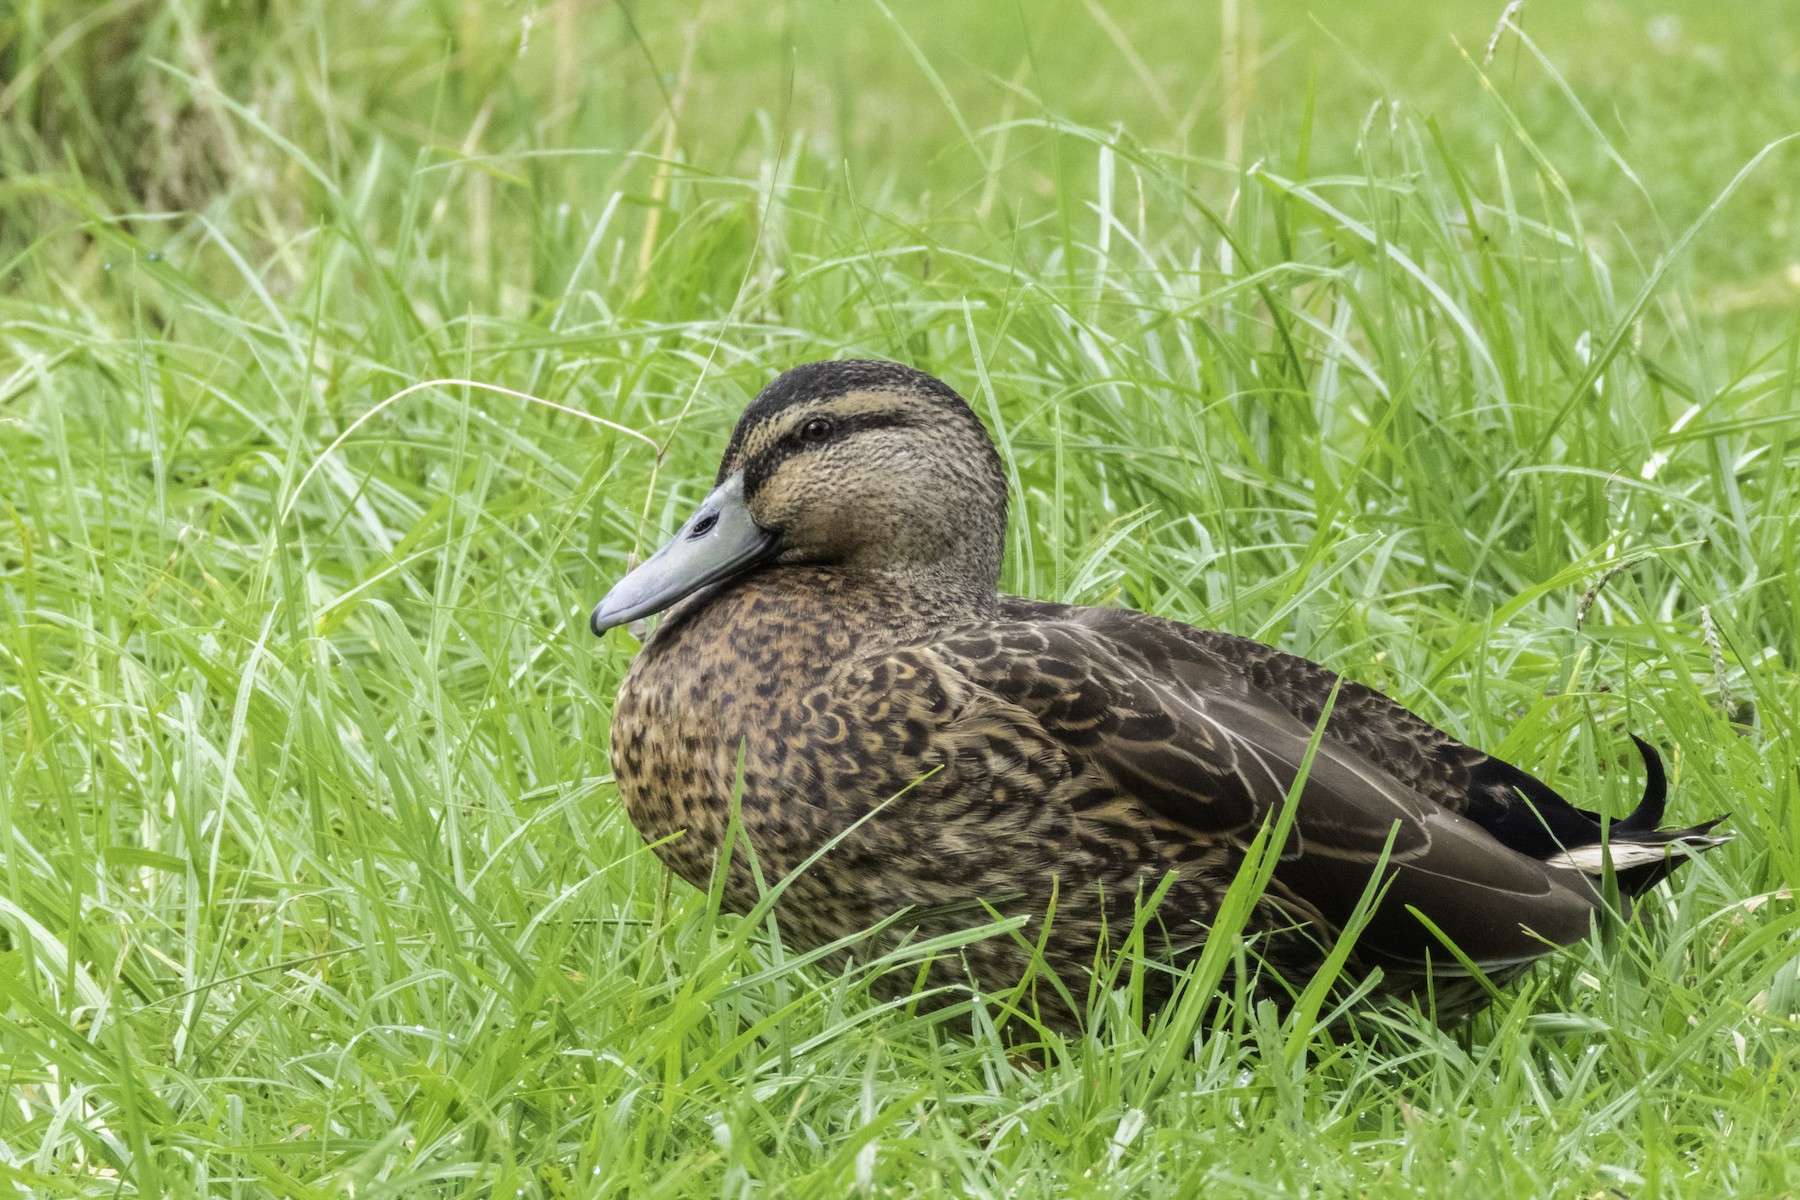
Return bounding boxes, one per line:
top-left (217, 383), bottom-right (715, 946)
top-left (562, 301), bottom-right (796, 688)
top-left (591, 360), bottom-right (1009, 634)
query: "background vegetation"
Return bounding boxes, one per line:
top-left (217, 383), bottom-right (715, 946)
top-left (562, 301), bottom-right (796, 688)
top-left (1, 0), bottom-right (1797, 1194)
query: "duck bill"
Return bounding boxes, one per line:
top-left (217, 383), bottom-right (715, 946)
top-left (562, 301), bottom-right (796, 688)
top-left (590, 472), bottom-right (775, 635)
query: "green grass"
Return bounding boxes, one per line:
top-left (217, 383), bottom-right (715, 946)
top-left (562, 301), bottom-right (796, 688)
top-left (2, 0), bottom-right (1798, 1194)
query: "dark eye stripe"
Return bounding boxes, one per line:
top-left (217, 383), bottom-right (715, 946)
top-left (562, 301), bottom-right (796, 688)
top-left (741, 411), bottom-right (920, 499)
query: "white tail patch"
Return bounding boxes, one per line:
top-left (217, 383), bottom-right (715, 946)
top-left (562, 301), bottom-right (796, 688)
top-left (1546, 837), bottom-right (1728, 875)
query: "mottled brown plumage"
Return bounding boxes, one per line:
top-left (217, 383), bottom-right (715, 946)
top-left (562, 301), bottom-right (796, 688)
top-left (596, 360), bottom-right (1727, 1030)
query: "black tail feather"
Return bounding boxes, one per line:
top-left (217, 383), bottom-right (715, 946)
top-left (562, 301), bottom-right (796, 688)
top-left (1613, 814), bottom-right (1732, 896)
top-left (1465, 733), bottom-right (1729, 897)
top-left (1615, 734), bottom-right (1668, 835)
top-left (1606, 736), bottom-right (1728, 897)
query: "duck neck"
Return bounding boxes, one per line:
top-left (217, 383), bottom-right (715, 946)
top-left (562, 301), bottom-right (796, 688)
top-left (848, 563), bottom-right (1000, 636)
top-left (832, 504), bottom-right (1006, 636)
top-left (655, 562), bottom-right (998, 654)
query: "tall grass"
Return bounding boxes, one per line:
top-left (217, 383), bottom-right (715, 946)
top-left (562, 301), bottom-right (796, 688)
top-left (1, 1), bottom-right (1797, 1195)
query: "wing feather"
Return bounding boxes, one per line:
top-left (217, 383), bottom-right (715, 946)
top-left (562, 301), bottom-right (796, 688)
top-left (926, 613), bottom-right (1608, 970)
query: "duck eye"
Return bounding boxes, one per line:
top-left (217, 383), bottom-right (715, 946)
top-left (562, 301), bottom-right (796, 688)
top-left (799, 417), bottom-right (834, 443)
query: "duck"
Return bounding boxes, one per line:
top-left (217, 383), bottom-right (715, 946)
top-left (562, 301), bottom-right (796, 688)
top-left (591, 359), bottom-right (1728, 1031)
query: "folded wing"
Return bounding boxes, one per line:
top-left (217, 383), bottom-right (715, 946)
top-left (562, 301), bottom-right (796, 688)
top-left (931, 610), bottom-right (1613, 972)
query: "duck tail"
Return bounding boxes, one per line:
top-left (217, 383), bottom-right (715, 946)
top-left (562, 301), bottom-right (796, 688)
top-left (1615, 734), bottom-right (1668, 834)
top-left (1542, 736), bottom-right (1731, 897)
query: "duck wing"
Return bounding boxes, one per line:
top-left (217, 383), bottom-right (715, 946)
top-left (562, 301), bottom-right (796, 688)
top-left (1002, 597), bottom-right (1633, 859)
top-left (928, 607), bottom-right (1610, 973)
